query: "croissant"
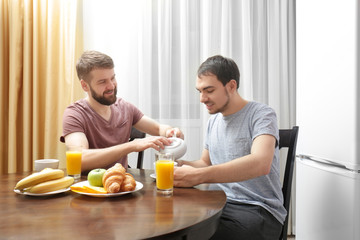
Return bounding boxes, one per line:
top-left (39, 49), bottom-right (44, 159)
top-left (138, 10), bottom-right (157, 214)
top-left (102, 163), bottom-right (126, 193)
top-left (120, 173), bottom-right (136, 192)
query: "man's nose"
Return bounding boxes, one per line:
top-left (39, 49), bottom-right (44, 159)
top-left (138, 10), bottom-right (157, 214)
top-left (200, 93), bottom-right (207, 103)
top-left (107, 80), bottom-right (116, 90)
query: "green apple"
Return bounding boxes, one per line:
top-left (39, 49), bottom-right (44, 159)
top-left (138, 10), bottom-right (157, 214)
top-left (87, 168), bottom-right (106, 187)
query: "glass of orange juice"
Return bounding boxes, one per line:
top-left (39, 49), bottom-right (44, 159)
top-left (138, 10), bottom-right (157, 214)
top-left (155, 152), bottom-right (174, 195)
top-left (66, 145), bottom-right (82, 180)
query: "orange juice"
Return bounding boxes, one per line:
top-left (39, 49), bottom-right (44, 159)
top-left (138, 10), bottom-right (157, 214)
top-left (156, 160), bottom-right (174, 190)
top-left (66, 151), bottom-right (82, 176)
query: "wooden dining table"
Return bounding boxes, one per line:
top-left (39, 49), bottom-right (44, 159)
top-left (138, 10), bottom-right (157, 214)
top-left (0, 168), bottom-right (226, 240)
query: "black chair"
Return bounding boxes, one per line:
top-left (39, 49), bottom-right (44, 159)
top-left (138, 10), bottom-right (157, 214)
top-left (128, 127), bottom-right (146, 169)
top-left (279, 126), bottom-right (299, 240)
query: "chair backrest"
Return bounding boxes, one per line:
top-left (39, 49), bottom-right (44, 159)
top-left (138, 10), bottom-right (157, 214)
top-left (278, 126), bottom-right (299, 240)
top-left (129, 127), bottom-right (146, 169)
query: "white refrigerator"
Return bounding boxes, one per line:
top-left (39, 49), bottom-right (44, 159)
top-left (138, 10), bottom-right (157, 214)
top-left (296, 0), bottom-right (360, 239)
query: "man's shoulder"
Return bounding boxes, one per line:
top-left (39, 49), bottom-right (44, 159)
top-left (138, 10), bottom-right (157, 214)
top-left (63, 99), bottom-right (91, 119)
top-left (248, 101), bottom-right (272, 110)
top-left (67, 98), bottom-right (86, 108)
top-left (247, 101), bottom-right (276, 116)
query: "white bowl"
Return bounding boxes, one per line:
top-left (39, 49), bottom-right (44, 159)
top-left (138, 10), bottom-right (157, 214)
top-left (34, 159), bottom-right (59, 172)
top-left (159, 137), bottom-right (187, 159)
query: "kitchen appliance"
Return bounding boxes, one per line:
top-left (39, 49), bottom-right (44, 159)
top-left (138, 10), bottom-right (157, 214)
top-left (296, 0), bottom-right (360, 239)
top-left (159, 137), bottom-right (187, 160)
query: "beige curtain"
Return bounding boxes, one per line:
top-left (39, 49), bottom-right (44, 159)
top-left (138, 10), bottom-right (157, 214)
top-left (0, 0), bottom-right (84, 174)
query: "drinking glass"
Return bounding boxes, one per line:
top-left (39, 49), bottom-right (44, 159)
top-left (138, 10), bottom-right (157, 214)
top-left (66, 145), bottom-right (82, 180)
top-left (155, 152), bottom-right (174, 195)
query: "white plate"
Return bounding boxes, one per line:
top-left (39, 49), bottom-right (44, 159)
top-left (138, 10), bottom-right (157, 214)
top-left (150, 173), bottom-right (156, 180)
top-left (14, 187), bottom-right (70, 196)
top-left (70, 180), bottom-right (143, 197)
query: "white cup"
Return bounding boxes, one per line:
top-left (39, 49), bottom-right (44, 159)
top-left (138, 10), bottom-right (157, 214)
top-left (34, 159), bottom-right (59, 172)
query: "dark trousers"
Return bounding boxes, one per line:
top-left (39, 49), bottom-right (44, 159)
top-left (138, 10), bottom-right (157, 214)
top-left (210, 201), bottom-right (282, 240)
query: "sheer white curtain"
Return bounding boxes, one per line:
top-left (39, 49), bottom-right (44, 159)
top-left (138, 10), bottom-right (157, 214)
top-left (82, 0), bottom-right (295, 234)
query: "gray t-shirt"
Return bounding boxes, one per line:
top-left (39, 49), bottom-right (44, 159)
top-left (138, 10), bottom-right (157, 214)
top-left (205, 101), bottom-right (286, 223)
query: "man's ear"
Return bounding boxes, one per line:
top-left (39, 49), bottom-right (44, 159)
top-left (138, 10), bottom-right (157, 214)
top-left (80, 79), bottom-right (89, 91)
top-left (228, 79), bottom-right (238, 93)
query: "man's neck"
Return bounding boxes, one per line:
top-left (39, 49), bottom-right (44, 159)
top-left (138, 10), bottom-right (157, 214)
top-left (85, 96), bottom-right (112, 121)
top-left (222, 94), bottom-right (248, 116)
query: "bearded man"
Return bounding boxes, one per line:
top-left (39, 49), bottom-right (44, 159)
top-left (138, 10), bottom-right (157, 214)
top-left (61, 51), bottom-right (183, 173)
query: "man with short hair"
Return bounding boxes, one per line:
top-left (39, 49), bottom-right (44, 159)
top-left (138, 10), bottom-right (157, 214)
top-left (61, 50), bottom-right (183, 173)
top-left (174, 55), bottom-right (285, 240)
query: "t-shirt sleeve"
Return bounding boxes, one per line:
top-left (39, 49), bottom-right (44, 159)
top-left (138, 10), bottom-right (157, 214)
top-left (251, 105), bottom-right (279, 146)
top-left (60, 106), bottom-right (85, 142)
top-left (127, 101), bottom-right (144, 125)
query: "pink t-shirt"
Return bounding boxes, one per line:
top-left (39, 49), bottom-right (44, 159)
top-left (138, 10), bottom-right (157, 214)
top-left (61, 98), bottom-right (144, 169)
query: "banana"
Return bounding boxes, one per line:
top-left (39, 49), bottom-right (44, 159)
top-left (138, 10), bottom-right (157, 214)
top-left (27, 176), bottom-right (74, 193)
top-left (14, 168), bottom-right (64, 190)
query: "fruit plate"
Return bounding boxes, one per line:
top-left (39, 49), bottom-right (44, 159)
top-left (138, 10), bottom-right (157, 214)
top-left (70, 180), bottom-right (143, 197)
top-left (14, 187), bottom-right (70, 196)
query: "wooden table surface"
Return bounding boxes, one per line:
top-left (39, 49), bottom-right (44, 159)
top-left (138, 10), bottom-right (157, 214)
top-left (0, 168), bottom-right (226, 240)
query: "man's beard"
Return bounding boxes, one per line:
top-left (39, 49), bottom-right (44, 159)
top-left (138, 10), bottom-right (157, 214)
top-left (90, 86), bottom-right (117, 106)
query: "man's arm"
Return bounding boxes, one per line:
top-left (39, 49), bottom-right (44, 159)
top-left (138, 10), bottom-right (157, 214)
top-left (174, 134), bottom-right (276, 187)
top-left (176, 149), bottom-right (212, 168)
top-left (65, 131), bottom-right (172, 172)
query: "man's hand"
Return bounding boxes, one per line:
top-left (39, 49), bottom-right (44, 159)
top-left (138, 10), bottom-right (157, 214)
top-left (165, 127), bottom-right (184, 139)
top-left (174, 165), bottom-right (202, 187)
top-left (131, 136), bottom-right (172, 152)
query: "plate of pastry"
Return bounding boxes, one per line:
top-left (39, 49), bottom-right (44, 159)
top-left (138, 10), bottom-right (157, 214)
top-left (70, 180), bottom-right (143, 197)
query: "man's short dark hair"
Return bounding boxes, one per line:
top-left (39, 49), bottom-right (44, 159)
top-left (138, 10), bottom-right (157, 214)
top-left (197, 55), bottom-right (240, 89)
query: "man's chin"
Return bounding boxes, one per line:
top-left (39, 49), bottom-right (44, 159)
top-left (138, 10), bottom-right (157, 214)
top-left (108, 95), bottom-right (117, 102)
top-left (95, 96), bottom-right (117, 106)
top-left (207, 108), bottom-right (217, 114)
top-left (106, 97), bottom-right (117, 105)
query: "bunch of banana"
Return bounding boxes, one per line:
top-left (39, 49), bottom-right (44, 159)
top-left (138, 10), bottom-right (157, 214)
top-left (14, 168), bottom-right (74, 193)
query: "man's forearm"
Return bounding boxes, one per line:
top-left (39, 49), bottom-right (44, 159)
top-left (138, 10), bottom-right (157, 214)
top-left (81, 142), bottom-right (135, 171)
top-left (177, 159), bottom-right (210, 168)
